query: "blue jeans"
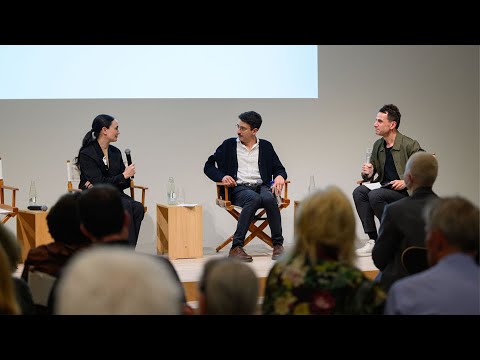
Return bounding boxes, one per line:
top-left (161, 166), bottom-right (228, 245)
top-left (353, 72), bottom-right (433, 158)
top-left (231, 184), bottom-right (283, 248)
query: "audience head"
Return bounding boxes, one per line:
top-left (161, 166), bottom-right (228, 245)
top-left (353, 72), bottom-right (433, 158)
top-left (0, 245), bottom-right (20, 315)
top-left (0, 223), bottom-right (21, 272)
top-left (47, 192), bottom-right (90, 245)
top-left (295, 186), bottom-right (356, 264)
top-left (238, 111), bottom-right (262, 130)
top-left (55, 247), bottom-right (184, 315)
top-left (404, 152), bottom-right (438, 190)
top-left (198, 257), bottom-right (259, 315)
top-left (378, 104), bottom-right (401, 129)
top-left (78, 184), bottom-right (128, 242)
top-left (423, 196), bottom-right (479, 266)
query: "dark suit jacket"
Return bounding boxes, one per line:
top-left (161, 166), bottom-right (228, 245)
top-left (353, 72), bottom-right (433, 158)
top-left (78, 141), bottom-right (130, 191)
top-left (372, 187), bottom-right (438, 292)
top-left (204, 137), bottom-right (287, 198)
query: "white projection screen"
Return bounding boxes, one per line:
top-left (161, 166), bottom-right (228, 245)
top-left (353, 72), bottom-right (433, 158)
top-left (0, 45), bottom-right (318, 99)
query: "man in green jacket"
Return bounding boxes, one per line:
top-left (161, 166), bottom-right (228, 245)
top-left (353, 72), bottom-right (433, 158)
top-left (353, 104), bottom-right (424, 256)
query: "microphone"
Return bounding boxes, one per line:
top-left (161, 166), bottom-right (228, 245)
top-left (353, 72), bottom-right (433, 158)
top-left (125, 148), bottom-right (134, 179)
top-left (28, 205), bottom-right (48, 211)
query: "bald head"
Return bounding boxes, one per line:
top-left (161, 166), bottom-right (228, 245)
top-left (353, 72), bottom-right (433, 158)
top-left (405, 152), bottom-right (438, 190)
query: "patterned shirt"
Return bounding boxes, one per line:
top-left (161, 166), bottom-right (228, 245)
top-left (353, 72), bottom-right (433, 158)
top-left (262, 253), bottom-right (386, 315)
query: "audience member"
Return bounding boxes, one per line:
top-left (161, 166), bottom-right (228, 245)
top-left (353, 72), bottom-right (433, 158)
top-left (0, 244), bottom-right (20, 315)
top-left (372, 152), bottom-right (439, 291)
top-left (55, 246), bottom-right (184, 315)
top-left (385, 196), bottom-right (479, 314)
top-left (50, 184), bottom-right (191, 314)
top-left (0, 223), bottom-right (35, 314)
top-left (263, 186), bottom-right (386, 315)
top-left (198, 257), bottom-right (258, 315)
top-left (21, 192), bottom-right (91, 282)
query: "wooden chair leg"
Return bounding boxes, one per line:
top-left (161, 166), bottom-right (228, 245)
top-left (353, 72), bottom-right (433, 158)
top-left (215, 234), bottom-right (234, 252)
top-left (244, 220), bottom-right (273, 247)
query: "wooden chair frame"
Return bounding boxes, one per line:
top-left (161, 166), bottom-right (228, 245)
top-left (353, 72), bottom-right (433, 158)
top-left (215, 181), bottom-right (290, 252)
top-left (0, 178), bottom-right (19, 225)
top-left (66, 160), bottom-right (148, 213)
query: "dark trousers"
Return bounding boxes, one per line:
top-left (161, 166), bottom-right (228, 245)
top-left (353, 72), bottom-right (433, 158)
top-left (352, 185), bottom-right (407, 234)
top-left (231, 185), bottom-right (283, 248)
top-left (120, 194), bottom-right (145, 247)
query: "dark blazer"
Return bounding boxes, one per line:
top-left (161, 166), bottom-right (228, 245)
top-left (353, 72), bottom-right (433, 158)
top-left (78, 141), bottom-right (130, 191)
top-left (204, 137), bottom-right (287, 183)
top-left (372, 187), bottom-right (439, 292)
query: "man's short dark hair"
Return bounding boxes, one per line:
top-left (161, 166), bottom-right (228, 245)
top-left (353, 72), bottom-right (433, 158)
top-left (239, 111), bottom-right (262, 130)
top-left (78, 184), bottom-right (124, 238)
top-left (47, 192), bottom-right (90, 245)
top-left (379, 104), bottom-right (401, 129)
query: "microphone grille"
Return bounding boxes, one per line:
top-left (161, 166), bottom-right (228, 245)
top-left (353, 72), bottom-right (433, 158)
top-left (125, 148), bottom-right (131, 154)
top-left (41, 205), bottom-right (48, 211)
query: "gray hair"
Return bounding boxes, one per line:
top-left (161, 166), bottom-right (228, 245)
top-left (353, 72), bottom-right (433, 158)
top-left (423, 196), bottom-right (479, 254)
top-left (199, 258), bottom-right (259, 315)
top-left (55, 247), bottom-right (183, 315)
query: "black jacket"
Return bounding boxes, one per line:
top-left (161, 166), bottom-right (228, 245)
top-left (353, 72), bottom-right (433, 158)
top-left (372, 187), bottom-right (439, 291)
top-left (78, 141), bottom-right (130, 191)
top-left (204, 137), bottom-right (287, 197)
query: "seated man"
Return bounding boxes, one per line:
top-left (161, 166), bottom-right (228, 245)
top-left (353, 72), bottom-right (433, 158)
top-left (372, 152), bottom-right (439, 291)
top-left (204, 111), bottom-right (287, 262)
top-left (353, 104), bottom-right (424, 256)
top-left (385, 196), bottom-right (479, 315)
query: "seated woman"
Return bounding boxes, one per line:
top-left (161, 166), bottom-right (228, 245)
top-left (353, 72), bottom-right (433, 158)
top-left (262, 186), bottom-right (386, 315)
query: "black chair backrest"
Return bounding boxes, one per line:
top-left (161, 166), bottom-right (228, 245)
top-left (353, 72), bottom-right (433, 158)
top-left (401, 246), bottom-right (429, 275)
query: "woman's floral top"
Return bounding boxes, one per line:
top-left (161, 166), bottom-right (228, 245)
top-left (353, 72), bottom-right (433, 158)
top-left (262, 254), bottom-right (386, 315)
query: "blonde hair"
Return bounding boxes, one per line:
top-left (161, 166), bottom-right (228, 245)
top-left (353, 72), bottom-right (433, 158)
top-left (294, 186), bottom-right (356, 264)
top-left (0, 245), bottom-right (20, 315)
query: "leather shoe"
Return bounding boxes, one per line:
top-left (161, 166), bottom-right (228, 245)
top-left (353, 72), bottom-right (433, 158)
top-left (229, 246), bottom-right (253, 262)
top-left (272, 244), bottom-right (284, 260)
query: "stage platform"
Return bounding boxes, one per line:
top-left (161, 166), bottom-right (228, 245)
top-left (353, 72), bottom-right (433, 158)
top-left (13, 245), bottom-right (379, 309)
top-left (170, 249), bottom-right (379, 304)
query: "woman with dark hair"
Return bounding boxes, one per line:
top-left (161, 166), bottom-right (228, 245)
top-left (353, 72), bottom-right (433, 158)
top-left (74, 114), bottom-right (144, 247)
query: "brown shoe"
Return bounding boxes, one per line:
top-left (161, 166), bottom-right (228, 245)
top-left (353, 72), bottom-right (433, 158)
top-left (229, 246), bottom-right (253, 262)
top-left (272, 244), bottom-right (284, 260)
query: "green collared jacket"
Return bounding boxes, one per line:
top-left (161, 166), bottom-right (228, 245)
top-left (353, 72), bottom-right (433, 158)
top-left (363, 131), bottom-right (424, 183)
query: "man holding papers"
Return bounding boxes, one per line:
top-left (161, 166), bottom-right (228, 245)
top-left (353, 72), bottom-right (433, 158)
top-left (353, 104), bottom-right (424, 256)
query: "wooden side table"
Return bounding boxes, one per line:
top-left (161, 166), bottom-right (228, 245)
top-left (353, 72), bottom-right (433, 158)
top-left (16, 209), bottom-right (54, 262)
top-left (156, 204), bottom-right (203, 260)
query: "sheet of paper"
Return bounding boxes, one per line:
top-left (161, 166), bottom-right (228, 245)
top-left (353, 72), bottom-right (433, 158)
top-left (363, 182), bottom-right (381, 190)
top-left (177, 203), bottom-right (198, 207)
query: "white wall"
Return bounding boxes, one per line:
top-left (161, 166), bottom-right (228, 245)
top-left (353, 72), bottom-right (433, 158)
top-left (1, 45), bottom-right (478, 255)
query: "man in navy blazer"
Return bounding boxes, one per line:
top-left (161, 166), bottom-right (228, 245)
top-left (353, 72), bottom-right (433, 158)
top-left (204, 111), bottom-right (287, 262)
top-left (372, 152), bottom-right (439, 291)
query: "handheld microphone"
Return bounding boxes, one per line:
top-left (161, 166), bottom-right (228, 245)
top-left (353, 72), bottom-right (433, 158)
top-left (124, 148), bottom-right (134, 179)
top-left (28, 205), bottom-right (48, 211)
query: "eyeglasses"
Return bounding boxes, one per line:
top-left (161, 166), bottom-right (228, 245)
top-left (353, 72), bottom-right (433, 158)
top-left (236, 124), bottom-right (251, 132)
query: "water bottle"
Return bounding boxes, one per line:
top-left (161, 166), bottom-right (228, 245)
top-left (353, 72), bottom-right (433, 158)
top-left (308, 175), bottom-right (316, 193)
top-left (167, 177), bottom-right (177, 205)
top-left (29, 180), bottom-right (37, 206)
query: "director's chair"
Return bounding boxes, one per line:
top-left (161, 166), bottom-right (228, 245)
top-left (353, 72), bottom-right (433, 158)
top-left (215, 181), bottom-right (290, 252)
